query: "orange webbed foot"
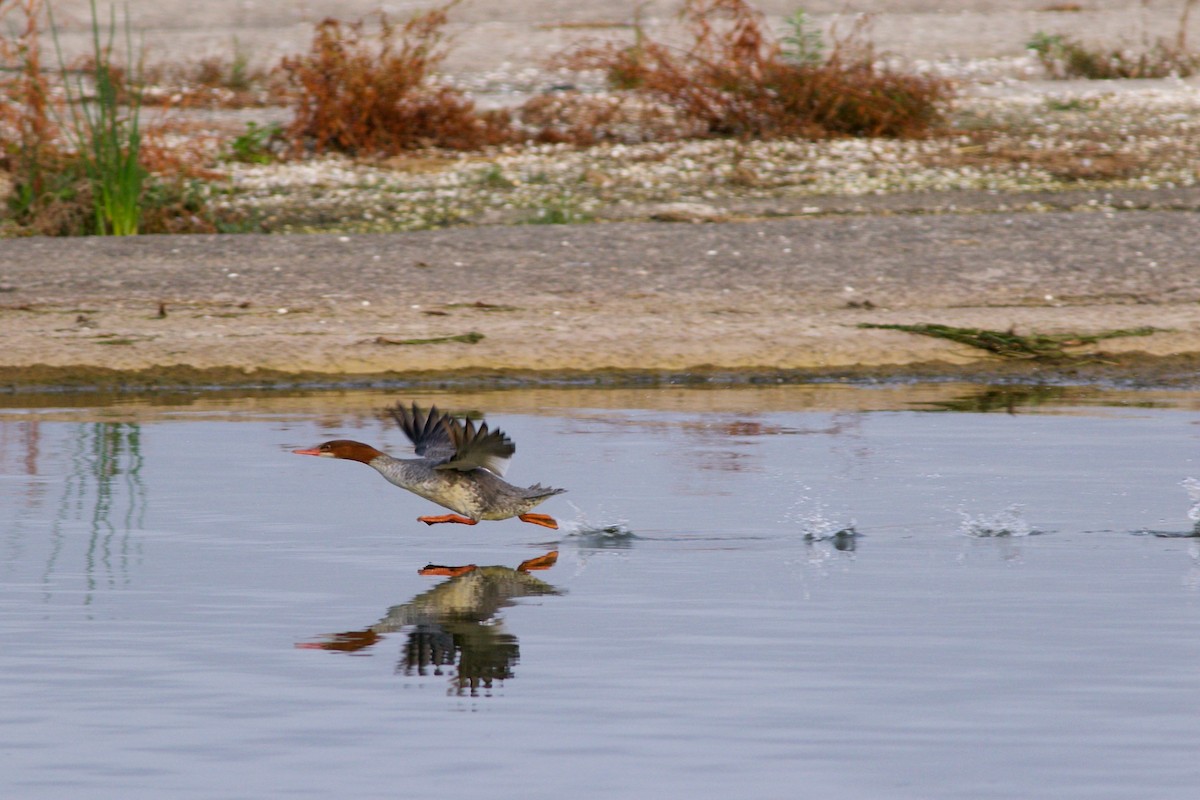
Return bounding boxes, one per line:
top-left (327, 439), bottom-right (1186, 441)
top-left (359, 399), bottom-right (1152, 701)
top-left (517, 550), bottom-right (558, 572)
top-left (418, 514), bottom-right (478, 526)
top-left (518, 513), bottom-right (559, 530)
top-left (419, 563), bottom-right (479, 577)
top-left (295, 629), bottom-right (380, 652)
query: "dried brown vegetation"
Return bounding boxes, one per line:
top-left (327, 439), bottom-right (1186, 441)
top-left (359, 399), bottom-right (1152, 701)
top-left (278, 4), bottom-right (511, 155)
top-left (0, 1), bottom-right (245, 235)
top-left (273, 0), bottom-right (949, 154)
top-left (925, 138), bottom-right (1150, 183)
top-left (1028, 0), bottom-right (1200, 79)
top-left (1029, 31), bottom-right (1200, 79)
top-left (1, 0), bottom-right (58, 211)
top-left (550, 0), bottom-right (950, 142)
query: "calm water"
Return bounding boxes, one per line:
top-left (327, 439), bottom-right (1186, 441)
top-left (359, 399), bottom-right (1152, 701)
top-left (3, 385), bottom-right (1200, 799)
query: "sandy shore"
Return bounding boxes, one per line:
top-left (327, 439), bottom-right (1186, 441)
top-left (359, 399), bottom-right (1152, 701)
top-left (3, 206), bottom-right (1200, 389)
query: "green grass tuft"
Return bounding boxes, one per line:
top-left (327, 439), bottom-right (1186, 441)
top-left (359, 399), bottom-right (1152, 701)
top-left (374, 332), bottom-right (485, 345)
top-left (859, 323), bottom-right (1159, 360)
top-left (51, 0), bottom-right (147, 235)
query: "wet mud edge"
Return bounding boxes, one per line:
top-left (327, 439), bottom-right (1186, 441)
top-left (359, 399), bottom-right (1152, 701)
top-left (4, 352), bottom-right (1200, 394)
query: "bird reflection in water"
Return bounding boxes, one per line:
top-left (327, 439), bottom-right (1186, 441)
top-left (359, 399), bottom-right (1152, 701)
top-left (298, 551), bottom-right (561, 697)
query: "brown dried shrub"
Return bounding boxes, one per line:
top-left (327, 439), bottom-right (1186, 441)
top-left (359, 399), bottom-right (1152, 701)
top-left (1, 0), bottom-right (58, 206)
top-left (278, 5), bottom-right (512, 156)
top-left (550, 0), bottom-right (950, 142)
top-left (0, 1), bottom-right (232, 235)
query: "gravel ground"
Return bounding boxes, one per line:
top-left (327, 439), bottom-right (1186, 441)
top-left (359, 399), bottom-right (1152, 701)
top-left (201, 86), bottom-right (1200, 233)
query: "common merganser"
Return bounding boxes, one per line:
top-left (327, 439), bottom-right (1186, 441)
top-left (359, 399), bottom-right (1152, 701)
top-left (293, 403), bottom-right (566, 529)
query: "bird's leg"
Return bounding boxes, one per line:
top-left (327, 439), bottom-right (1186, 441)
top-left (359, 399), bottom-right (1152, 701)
top-left (418, 514), bottom-right (478, 526)
top-left (518, 513), bottom-right (559, 530)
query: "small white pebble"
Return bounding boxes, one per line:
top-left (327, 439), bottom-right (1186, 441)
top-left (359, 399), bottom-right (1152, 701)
top-left (227, 273), bottom-right (239, 278)
top-left (338, 236), bottom-right (350, 242)
top-left (706, 250), bottom-right (718, 256)
top-left (277, 308), bottom-right (288, 314)
top-left (361, 300), bottom-right (370, 307)
top-left (411, 304), bottom-right (421, 309)
top-left (1044, 294), bottom-right (1054, 301)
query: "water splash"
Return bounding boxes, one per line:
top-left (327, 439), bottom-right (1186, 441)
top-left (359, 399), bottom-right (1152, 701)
top-left (958, 504), bottom-right (1040, 538)
top-left (558, 503), bottom-right (637, 546)
top-left (560, 521), bottom-right (637, 542)
top-left (785, 496), bottom-right (858, 543)
top-left (1134, 478), bottom-right (1200, 537)
top-left (1183, 478), bottom-right (1200, 527)
top-left (1184, 542), bottom-right (1200, 592)
top-left (783, 496), bottom-right (857, 587)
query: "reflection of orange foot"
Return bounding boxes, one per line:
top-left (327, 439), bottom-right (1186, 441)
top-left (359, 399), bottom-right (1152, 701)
top-left (418, 514), bottom-right (478, 526)
top-left (518, 550), bottom-right (558, 572)
top-left (295, 629), bottom-right (380, 652)
top-left (418, 563), bottom-right (478, 577)
top-left (518, 513), bottom-right (559, 530)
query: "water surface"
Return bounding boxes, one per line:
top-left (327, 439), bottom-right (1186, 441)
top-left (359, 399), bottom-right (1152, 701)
top-left (3, 385), bottom-right (1200, 799)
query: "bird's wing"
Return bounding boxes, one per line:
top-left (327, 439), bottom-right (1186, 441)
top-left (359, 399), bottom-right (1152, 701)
top-left (390, 403), bottom-right (515, 475)
top-left (390, 403), bottom-right (456, 464)
top-left (437, 414), bottom-right (515, 476)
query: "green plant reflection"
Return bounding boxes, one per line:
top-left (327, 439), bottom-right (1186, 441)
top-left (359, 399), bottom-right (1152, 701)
top-left (918, 385), bottom-right (1076, 414)
top-left (52, 422), bottom-right (147, 599)
top-left (299, 551), bottom-right (562, 697)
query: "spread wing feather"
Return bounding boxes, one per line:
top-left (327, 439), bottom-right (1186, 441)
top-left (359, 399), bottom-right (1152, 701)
top-left (390, 403), bottom-right (456, 464)
top-left (389, 403), bottom-right (515, 475)
top-left (437, 415), bottom-right (515, 475)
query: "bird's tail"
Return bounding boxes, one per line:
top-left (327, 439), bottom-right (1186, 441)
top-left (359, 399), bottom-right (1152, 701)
top-left (524, 483), bottom-right (566, 500)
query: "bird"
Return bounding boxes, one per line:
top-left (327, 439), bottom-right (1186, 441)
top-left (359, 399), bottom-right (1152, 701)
top-left (292, 403), bottom-right (566, 529)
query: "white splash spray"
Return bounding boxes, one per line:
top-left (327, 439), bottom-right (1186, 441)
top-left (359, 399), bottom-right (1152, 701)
top-left (1182, 478), bottom-right (1200, 531)
top-left (958, 504), bottom-right (1038, 538)
top-left (785, 494), bottom-right (858, 541)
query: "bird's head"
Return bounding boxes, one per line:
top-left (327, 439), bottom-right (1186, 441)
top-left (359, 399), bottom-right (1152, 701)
top-left (292, 439), bottom-right (384, 464)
